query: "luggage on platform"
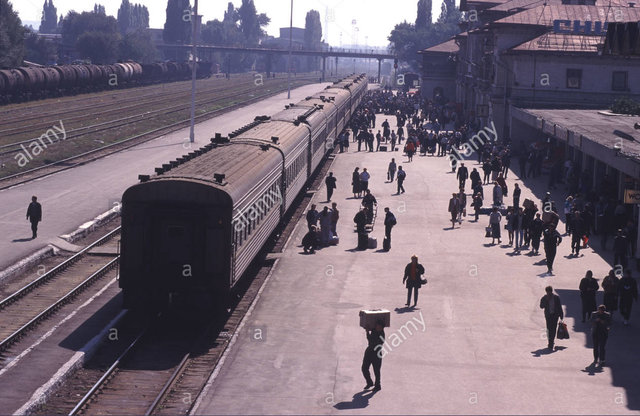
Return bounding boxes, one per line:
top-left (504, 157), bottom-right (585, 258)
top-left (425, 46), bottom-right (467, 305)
top-left (359, 309), bottom-right (391, 330)
top-left (380, 145), bottom-right (388, 151)
top-left (383, 236), bottom-right (390, 251)
top-left (368, 236), bottom-right (378, 249)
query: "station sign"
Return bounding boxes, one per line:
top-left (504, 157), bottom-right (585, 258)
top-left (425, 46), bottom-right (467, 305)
top-left (624, 188), bottom-right (640, 204)
top-left (553, 20), bottom-right (607, 35)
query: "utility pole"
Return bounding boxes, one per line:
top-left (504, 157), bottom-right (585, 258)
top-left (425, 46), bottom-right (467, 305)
top-left (189, 0), bottom-right (198, 143)
top-left (287, 0), bottom-right (293, 99)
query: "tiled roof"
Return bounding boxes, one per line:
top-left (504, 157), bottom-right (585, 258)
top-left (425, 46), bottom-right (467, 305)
top-left (419, 38), bottom-right (460, 53)
top-left (493, 5), bottom-right (640, 26)
top-left (489, 0), bottom-right (629, 12)
top-left (510, 32), bottom-right (603, 51)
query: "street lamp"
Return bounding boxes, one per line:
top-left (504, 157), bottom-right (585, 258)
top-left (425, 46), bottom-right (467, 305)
top-left (287, 0), bottom-right (293, 99)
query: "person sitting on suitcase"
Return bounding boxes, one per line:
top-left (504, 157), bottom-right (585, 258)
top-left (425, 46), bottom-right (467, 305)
top-left (383, 207), bottom-right (397, 251)
top-left (302, 226), bottom-right (319, 254)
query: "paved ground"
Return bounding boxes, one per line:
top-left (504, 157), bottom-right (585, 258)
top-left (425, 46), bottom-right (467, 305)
top-left (0, 82), bottom-right (330, 273)
top-left (193, 126), bottom-right (640, 415)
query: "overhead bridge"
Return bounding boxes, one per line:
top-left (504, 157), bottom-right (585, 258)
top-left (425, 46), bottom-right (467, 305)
top-left (158, 44), bottom-right (395, 81)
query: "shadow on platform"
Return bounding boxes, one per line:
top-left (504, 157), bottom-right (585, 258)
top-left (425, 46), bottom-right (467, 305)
top-left (334, 389), bottom-right (379, 410)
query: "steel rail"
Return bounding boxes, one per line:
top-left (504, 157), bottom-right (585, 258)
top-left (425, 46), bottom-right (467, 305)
top-left (0, 256), bottom-right (119, 352)
top-left (145, 352), bottom-right (191, 415)
top-left (0, 226), bottom-right (121, 311)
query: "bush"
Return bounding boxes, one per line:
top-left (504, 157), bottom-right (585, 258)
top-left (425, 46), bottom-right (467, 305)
top-left (610, 97), bottom-right (640, 115)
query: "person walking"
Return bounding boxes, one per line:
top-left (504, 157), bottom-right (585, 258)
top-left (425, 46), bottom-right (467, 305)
top-left (306, 204), bottom-right (318, 232)
top-left (26, 196), bottom-right (42, 239)
top-left (492, 182), bottom-right (503, 207)
top-left (602, 269), bottom-right (619, 317)
top-left (330, 202), bottom-right (339, 237)
top-left (571, 211), bottom-right (585, 256)
top-left (457, 163), bottom-right (469, 191)
top-left (590, 305), bottom-right (611, 366)
top-left (396, 166), bottom-right (406, 194)
top-left (457, 188), bottom-right (467, 223)
top-left (513, 183), bottom-right (521, 210)
top-left (543, 225), bottom-right (562, 274)
top-left (489, 206), bottom-right (502, 245)
top-left (387, 158), bottom-right (396, 182)
top-left (325, 172), bottom-right (337, 202)
top-left (405, 141), bottom-right (415, 162)
top-left (619, 269), bottom-right (638, 325)
top-left (360, 168), bottom-right (371, 193)
top-left (472, 192), bottom-right (483, 221)
top-left (361, 320), bottom-right (385, 391)
top-left (482, 159), bottom-right (492, 184)
top-left (613, 229), bottom-right (628, 269)
top-left (383, 207), bottom-right (397, 251)
top-left (352, 168), bottom-right (362, 198)
top-left (540, 286), bottom-right (564, 350)
top-left (390, 131), bottom-right (397, 151)
top-left (362, 190), bottom-right (377, 223)
top-left (514, 207), bottom-right (525, 251)
top-left (530, 213), bottom-right (544, 255)
top-left (403, 255), bottom-right (426, 307)
top-left (448, 193), bottom-right (460, 229)
top-left (579, 270), bottom-right (599, 322)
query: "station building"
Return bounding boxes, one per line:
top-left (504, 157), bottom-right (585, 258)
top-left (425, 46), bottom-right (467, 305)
top-left (419, 0), bottom-right (640, 256)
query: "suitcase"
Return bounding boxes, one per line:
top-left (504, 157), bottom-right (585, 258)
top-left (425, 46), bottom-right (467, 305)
top-left (383, 236), bottom-right (390, 251)
top-left (523, 198), bottom-right (534, 210)
top-left (368, 236), bottom-right (377, 249)
top-left (359, 309), bottom-right (391, 330)
top-left (379, 145), bottom-right (387, 151)
top-left (358, 232), bottom-right (368, 249)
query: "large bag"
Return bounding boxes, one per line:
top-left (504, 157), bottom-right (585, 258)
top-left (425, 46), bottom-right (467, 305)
top-left (368, 236), bottom-right (378, 249)
top-left (557, 321), bottom-right (570, 339)
top-left (485, 226), bottom-right (492, 238)
top-left (359, 309), bottom-right (391, 330)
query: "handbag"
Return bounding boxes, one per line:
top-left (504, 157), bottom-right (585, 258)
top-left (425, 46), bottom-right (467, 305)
top-left (485, 226), bottom-right (492, 237)
top-left (421, 278), bottom-right (428, 284)
top-left (557, 320), bottom-right (570, 339)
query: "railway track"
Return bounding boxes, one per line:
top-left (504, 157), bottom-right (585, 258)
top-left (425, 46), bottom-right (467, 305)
top-left (0, 75), bottom-right (261, 136)
top-left (0, 76), bottom-right (321, 190)
top-left (0, 227), bottom-right (121, 359)
top-left (0, 77), bottom-right (316, 156)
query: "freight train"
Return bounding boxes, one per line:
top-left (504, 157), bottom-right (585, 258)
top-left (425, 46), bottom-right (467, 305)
top-left (0, 61), bottom-right (213, 104)
top-left (119, 73), bottom-right (368, 311)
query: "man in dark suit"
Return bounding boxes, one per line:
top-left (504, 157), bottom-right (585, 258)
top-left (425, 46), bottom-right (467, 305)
top-left (383, 207), bottom-right (396, 250)
top-left (543, 225), bottom-right (562, 274)
top-left (457, 163), bottom-right (469, 190)
top-left (306, 204), bottom-right (318, 232)
top-left (540, 286), bottom-right (564, 350)
top-left (26, 196), bottom-right (42, 239)
top-left (325, 172), bottom-right (337, 202)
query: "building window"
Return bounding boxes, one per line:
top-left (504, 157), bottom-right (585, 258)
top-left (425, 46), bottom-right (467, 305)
top-left (612, 71), bottom-right (628, 91)
top-left (566, 69), bottom-right (582, 89)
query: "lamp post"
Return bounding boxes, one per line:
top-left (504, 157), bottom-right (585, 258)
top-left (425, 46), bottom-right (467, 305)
top-left (287, 0), bottom-right (293, 99)
top-left (189, 0), bottom-right (198, 143)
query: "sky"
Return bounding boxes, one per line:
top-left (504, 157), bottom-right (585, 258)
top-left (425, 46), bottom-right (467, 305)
top-left (12, 0), bottom-right (446, 47)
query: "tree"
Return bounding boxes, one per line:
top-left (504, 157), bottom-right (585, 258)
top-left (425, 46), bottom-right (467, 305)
top-left (76, 31), bottom-right (120, 63)
top-left (40, 0), bottom-right (58, 34)
top-left (119, 29), bottom-right (158, 63)
top-left (238, 0), bottom-right (268, 47)
top-left (93, 4), bottom-right (106, 15)
top-left (304, 10), bottom-right (322, 70)
top-left (24, 26), bottom-right (57, 64)
top-left (416, 0), bottom-right (432, 30)
top-left (61, 11), bottom-right (119, 62)
top-left (163, 0), bottom-right (191, 44)
top-left (118, 0), bottom-right (149, 35)
top-left (201, 19), bottom-right (224, 44)
top-left (0, 0), bottom-right (25, 67)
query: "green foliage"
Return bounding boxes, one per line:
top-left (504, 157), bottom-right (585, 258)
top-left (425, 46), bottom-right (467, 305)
top-left (24, 26), bottom-right (57, 64)
top-left (40, 0), bottom-right (58, 34)
top-left (119, 29), bottom-right (158, 63)
top-left (0, 0), bottom-right (25, 67)
top-left (304, 10), bottom-right (322, 48)
top-left (610, 98), bottom-right (640, 115)
top-left (93, 4), bottom-right (106, 15)
top-left (118, 0), bottom-right (149, 35)
top-left (388, 0), bottom-right (461, 71)
top-left (163, 0), bottom-right (191, 44)
top-left (415, 0), bottom-right (432, 30)
top-left (76, 30), bottom-right (120, 63)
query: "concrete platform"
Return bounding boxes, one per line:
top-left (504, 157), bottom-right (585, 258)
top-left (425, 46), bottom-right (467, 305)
top-left (0, 82), bottom-right (331, 273)
top-left (193, 132), bottom-right (640, 414)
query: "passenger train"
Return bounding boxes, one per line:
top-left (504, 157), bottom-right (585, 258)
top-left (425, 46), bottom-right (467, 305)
top-left (119, 73), bottom-right (368, 310)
